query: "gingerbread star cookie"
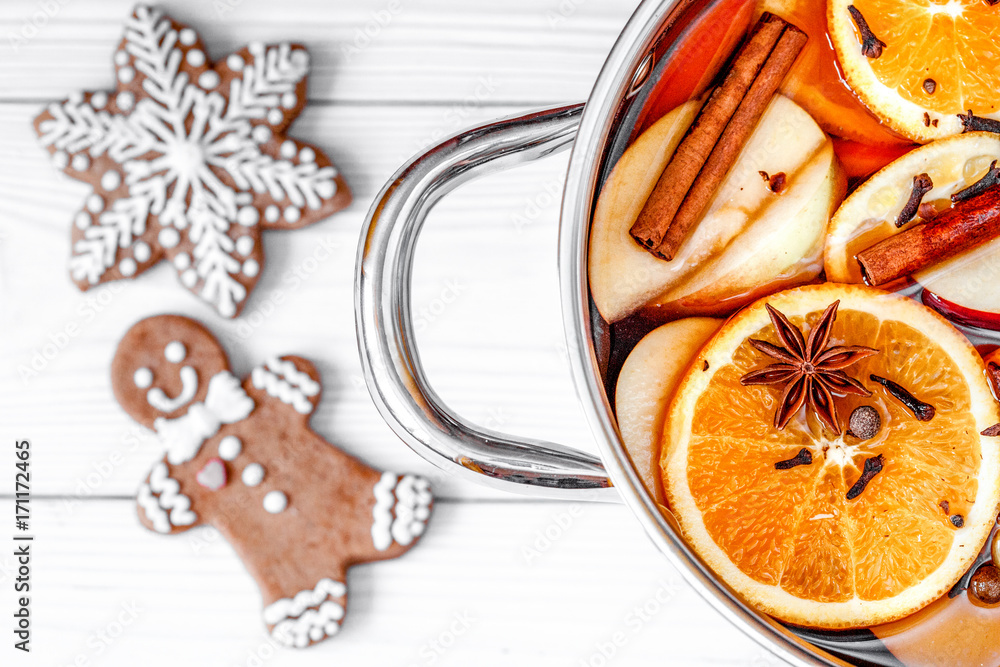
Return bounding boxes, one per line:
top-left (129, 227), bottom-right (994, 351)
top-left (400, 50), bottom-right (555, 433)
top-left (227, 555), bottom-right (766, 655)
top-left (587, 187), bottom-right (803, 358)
top-left (33, 5), bottom-right (351, 317)
top-left (112, 314), bottom-right (433, 648)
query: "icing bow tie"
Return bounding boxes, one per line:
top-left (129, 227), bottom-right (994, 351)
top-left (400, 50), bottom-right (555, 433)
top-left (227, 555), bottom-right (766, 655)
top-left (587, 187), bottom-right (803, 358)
top-left (154, 371), bottom-right (254, 465)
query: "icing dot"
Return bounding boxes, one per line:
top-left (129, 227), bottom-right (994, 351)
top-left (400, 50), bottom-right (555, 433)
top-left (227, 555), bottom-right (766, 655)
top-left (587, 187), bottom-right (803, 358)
top-left (181, 269), bottom-right (198, 287)
top-left (263, 491), bottom-right (287, 514)
top-left (283, 207), bottom-right (301, 224)
top-left (164, 341), bottom-right (186, 363)
top-left (324, 622), bottom-right (340, 636)
top-left (226, 54), bottom-right (244, 71)
top-left (74, 212), bottom-right (91, 230)
top-left (114, 50), bottom-right (129, 66)
top-left (69, 91), bottom-right (84, 104)
top-left (280, 141), bottom-right (297, 159)
top-left (309, 627), bottom-right (323, 642)
top-left (186, 49), bottom-right (206, 67)
top-left (117, 66), bottom-right (135, 84)
top-left (100, 170), bottom-right (121, 191)
top-left (236, 206), bottom-right (259, 227)
top-left (179, 28), bottom-right (197, 45)
top-left (133, 241), bottom-right (151, 263)
top-left (119, 258), bottom-right (137, 277)
top-left (242, 463), bottom-right (264, 487)
top-left (251, 125), bottom-right (271, 144)
top-left (236, 236), bottom-right (254, 256)
top-left (249, 41), bottom-right (264, 53)
top-left (280, 92), bottom-right (297, 109)
top-left (298, 147), bottom-right (315, 163)
top-left (173, 252), bottom-right (191, 270)
top-left (159, 228), bottom-right (180, 248)
top-left (91, 92), bottom-right (108, 109)
top-left (51, 151), bottom-right (69, 169)
top-left (198, 70), bottom-right (220, 89)
top-left (316, 180), bottom-right (337, 199)
top-left (71, 154), bottom-right (89, 171)
top-left (264, 205), bottom-right (280, 223)
top-left (218, 436), bottom-right (242, 461)
top-left (86, 194), bottom-right (104, 213)
top-left (133, 367), bottom-right (153, 389)
top-left (242, 259), bottom-right (260, 277)
top-left (267, 108), bottom-right (284, 125)
top-left (117, 91), bottom-right (135, 111)
top-left (290, 50), bottom-right (309, 68)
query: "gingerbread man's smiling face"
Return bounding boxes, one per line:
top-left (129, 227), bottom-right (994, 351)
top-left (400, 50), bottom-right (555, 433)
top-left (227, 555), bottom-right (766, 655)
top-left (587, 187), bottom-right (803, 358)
top-left (111, 315), bottom-right (229, 427)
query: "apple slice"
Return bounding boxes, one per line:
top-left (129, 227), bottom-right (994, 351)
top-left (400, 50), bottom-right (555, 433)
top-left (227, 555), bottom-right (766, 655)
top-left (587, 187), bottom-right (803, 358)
top-left (589, 94), bottom-right (834, 323)
top-left (648, 141), bottom-right (843, 318)
top-left (919, 239), bottom-right (1000, 330)
top-left (615, 317), bottom-right (721, 503)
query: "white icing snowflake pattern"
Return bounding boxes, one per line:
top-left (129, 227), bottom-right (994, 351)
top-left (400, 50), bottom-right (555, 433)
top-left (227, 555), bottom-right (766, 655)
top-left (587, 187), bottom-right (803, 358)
top-left (34, 5), bottom-right (350, 317)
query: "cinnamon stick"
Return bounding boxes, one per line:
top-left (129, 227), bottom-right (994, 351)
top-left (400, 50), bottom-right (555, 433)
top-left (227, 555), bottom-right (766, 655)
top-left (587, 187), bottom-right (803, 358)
top-left (657, 23), bottom-right (807, 259)
top-left (856, 186), bottom-right (1000, 286)
top-left (629, 13), bottom-right (790, 258)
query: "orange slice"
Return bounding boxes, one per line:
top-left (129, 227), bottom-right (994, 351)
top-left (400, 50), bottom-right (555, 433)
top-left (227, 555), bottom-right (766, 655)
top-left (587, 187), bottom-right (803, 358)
top-left (661, 283), bottom-right (1000, 628)
top-left (825, 131), bottom-right (1000, 284)
top-left (828, 0), bottom-right (1000, 143)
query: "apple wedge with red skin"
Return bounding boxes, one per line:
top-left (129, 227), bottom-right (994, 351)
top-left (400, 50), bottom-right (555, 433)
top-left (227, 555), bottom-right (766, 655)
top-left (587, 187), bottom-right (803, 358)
top-left (915, 237), bottom-right (1000, 332)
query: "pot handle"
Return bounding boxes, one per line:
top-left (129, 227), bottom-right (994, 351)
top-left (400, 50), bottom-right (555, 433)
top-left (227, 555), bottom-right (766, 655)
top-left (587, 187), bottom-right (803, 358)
top-left (356, 104), bottom-right (615, 500)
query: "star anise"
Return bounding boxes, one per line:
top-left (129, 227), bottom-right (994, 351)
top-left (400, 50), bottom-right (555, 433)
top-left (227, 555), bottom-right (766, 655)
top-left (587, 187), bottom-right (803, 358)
top-left (740, 301), bottom-right (879, 434)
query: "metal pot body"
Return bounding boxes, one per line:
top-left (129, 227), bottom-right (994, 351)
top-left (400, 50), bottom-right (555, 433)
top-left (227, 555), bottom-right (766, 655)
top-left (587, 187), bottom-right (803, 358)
top-left (356, 1), bottom-right (846, 664)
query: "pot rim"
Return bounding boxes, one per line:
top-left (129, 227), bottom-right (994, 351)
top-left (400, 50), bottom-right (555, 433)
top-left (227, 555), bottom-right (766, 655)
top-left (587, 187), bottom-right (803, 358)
top-left (557, 1), bottom-right (850, 665)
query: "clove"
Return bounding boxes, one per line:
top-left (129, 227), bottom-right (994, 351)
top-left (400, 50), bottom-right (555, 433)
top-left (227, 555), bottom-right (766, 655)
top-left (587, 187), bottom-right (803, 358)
top-left (958, 110), bottom-right (1000, 134)
top-left (870, 374), bottom-right (935, 421)
top-left (953, 160), bottom-right (1000, 203)
top-left (847, 454), bottom-right (884, 500)
top-left (775, 448), bottom-right (813, 470)
top-left (848, 6), bottom-right (886, 58)
top-left (896, 173), bottom-right (934, 226)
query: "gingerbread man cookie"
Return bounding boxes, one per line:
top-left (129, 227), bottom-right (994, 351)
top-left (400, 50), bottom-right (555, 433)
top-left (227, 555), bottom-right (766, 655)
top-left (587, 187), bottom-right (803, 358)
top-left (33, 5), bottom-right (351, 317)
top-left (112, 315), bottom-right (432, 648)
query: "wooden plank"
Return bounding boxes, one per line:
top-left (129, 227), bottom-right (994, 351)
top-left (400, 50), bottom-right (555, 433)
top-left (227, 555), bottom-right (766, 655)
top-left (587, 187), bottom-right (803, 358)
top-left (0, 0), bottom-right (635, 104)
top-left (0, 498), bottom-right (765, 665)
top-left (0, 100), bottom-right (597, 499)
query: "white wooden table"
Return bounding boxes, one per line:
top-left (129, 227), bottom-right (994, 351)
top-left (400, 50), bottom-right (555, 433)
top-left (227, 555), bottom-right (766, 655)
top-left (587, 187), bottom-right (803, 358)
top-left (0, 1), bottom-right (775, 664)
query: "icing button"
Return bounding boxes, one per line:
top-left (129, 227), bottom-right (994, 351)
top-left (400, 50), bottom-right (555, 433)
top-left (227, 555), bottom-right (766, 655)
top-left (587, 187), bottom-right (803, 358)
top-left (218, 435), bottom-right (242, 461)
top-left (164, 340), bottom-right (186, 363)
top-left (263, 490), bottom-right (287, 514)
top-left (242, 463), bottom-right (264, 487)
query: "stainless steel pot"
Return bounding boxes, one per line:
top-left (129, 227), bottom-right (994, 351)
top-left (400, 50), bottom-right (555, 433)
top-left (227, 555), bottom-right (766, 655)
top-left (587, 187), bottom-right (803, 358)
top-left (355, 0), bottom-right (852, 664)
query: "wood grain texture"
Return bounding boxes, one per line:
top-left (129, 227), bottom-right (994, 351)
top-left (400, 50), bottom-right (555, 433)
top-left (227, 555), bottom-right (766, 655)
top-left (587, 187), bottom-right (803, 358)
top-left (0, 0), bottom-right (770, 664)
top-left (0, 499), bottom-right (767, 666)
